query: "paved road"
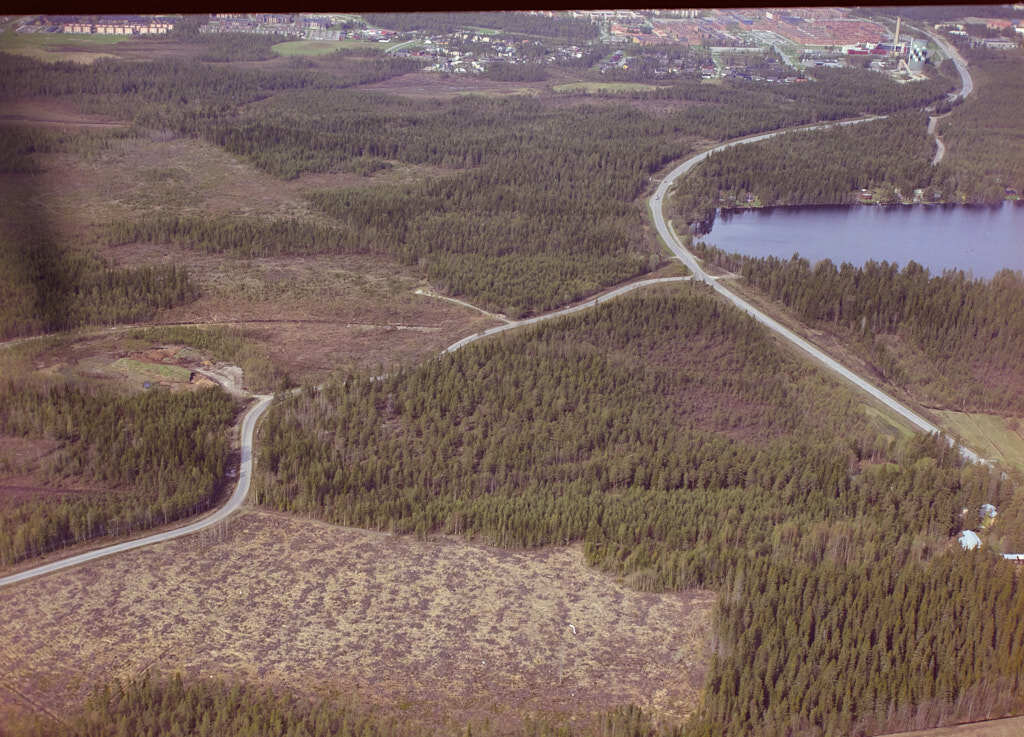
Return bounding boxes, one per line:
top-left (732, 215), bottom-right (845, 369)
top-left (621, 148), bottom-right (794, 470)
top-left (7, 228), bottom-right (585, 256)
top-left (385, 39), bottom-right (418, 55)
top-left (918, 25), bottom-right (973, 101)
top-left (443, 277), bottom-right (691, 354)
top-left (921, 25), bottom-right (973, 166)
top-left (648, 123), bottom-right (984, 464)
top-left (0, 394), bottom-right (273, 589)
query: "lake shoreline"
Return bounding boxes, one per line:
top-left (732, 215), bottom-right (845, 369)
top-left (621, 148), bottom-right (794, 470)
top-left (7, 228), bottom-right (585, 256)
top-left (700, 200), bottom-right (1024, 279)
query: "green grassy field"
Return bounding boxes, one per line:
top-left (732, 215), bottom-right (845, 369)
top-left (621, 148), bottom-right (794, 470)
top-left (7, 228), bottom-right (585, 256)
top-left (552, 81), bottom-right (661, 94)
top-left (863, 402), bottom-right (917, 441)
top-left (111, 357), bottom-right (193, 384)
top-left (936, 410), bottom-right (1024, 471)
top-left (0, 29), bottom-right (129, 62)
top-left (271, 39), bottom-right (396, 56)
top-left (461, 26), bottom-right (500, 35)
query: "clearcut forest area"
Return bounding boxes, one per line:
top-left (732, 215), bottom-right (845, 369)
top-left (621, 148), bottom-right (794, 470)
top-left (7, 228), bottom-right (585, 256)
top-left (2, 8), bottom-right (1024, 737)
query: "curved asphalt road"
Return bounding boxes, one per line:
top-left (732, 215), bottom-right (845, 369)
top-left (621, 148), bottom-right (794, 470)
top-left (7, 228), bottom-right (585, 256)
top-left (919, 25), bottom-right (973, 101)
top-left (918, 24), bottom-right (973, 166)
top-left (648, 121), bottom-right (983, 464)
top-left (0, 394), bottom-right (274, 588)
top-left (443, 276), bottom-right (691, 354)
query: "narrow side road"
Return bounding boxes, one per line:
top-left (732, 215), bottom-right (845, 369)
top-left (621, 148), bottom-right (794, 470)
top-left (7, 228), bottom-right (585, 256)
top-left (0, 394), bottom-right (273, 589)
top-left (648, 121), bottom-right (984, 464)
top-left (928, 113), bottom-right (948, 165)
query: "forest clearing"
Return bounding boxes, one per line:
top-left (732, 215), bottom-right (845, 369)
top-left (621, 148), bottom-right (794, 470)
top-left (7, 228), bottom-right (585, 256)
top-left (0, 509), bottom-right (715, 733)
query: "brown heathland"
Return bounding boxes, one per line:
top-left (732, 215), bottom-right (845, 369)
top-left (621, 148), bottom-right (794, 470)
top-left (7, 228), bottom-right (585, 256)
top-left (0, 509), bottom-right (715, 734)
top-left (7, 130), bottom-right (496, 384)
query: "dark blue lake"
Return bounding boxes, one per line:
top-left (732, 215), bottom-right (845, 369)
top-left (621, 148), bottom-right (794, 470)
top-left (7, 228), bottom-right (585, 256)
top-left (703, 202), bottom-right (1024, 278)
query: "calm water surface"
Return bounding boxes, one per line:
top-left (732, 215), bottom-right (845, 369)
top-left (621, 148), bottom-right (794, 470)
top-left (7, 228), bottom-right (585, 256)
top-left (703, 202), bottom-right (1024, 278)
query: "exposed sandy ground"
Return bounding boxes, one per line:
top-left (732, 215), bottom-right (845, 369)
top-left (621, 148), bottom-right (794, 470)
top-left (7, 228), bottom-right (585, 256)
top-left (0, 509), bottom-right (715, 733)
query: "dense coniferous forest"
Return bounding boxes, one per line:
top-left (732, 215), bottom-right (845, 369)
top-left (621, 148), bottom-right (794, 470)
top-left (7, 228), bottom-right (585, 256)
top-left (256, 288), bottom-right (1024, 736)
top-left (669, 114), bottom-right (945, 225)
top-left (0, 49), bottom-right (957, 317)
top-left (0, 384), bottom-right (238, 565)
top-left (107, 214), bottom-right (367, 258)
top-left (937, 46), bottom-right (1024, 202)
top-left (692, 245), bottom-right (1024, 413)
top-left (13, 673), bottom-right (670, 737)
top-left (194, 32), bottom-right (291, 62)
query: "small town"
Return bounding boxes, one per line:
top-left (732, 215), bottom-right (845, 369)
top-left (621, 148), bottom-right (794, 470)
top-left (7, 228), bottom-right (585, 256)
top-left (13, 9), bottom-right (1024, 83)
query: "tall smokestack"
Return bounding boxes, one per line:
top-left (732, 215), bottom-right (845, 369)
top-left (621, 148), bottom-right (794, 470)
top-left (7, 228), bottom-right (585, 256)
top-left (894, 16), bottom-right (901, 57)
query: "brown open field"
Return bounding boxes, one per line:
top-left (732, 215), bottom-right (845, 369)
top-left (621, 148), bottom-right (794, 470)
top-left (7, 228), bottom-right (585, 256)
top-left (936, 411), bottom-right (1024, 472)
top-left (6, 129), bottom-right (494, 384)
top-left (101, 244), bottom-right (499, 382)
top-left (879, 716), bottom-right (1024, 737)
top-left (0, 98), bottom-right (128, 128)
top-left (0, 509), bottom-right (716, 733)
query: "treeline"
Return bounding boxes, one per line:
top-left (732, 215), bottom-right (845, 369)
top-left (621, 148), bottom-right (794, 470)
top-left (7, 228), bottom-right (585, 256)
top-left (0, 52), bottom-right (420, 117)
top-left (693, 246), bottom-right (1024, 413)
top-left (649, 67), bottom-right (952, 120)
top-left (362, 12), bottom-right (600, 41)
top-left (13, 672), bottom-right (670, 737)
top-left (1, 166), bottom-right (199, 340)
top-left (693, 550), bottom-right (1024, 737)
top-left (0, 248), bottom-right (197, 340)
top-left (107, 213), bottom-right (368, 258)
top-left (195, 32), bottom-right (291, 62)
top-left (256, 288), bottom-right (1024, 736)
top-left (670, 113), bottom-right (946, 225)
top-left (0, 383), bottom-right (237, 566)
top-left (1, 52), bottom-right (959, 317)
top-left (0, 125), bottom-right (136, 173)
top-left (937, 48), bottom-right (1024, 203)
